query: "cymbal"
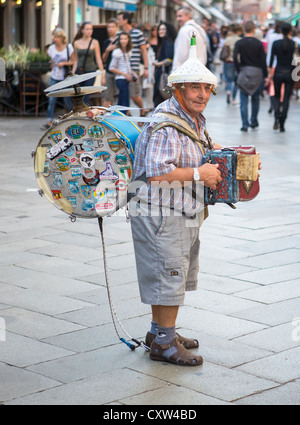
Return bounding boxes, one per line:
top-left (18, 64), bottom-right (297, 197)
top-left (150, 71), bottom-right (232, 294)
top-left (47, 86), bottom-right (107, 97)
top-left (45, 71), bottom-right (102, 93)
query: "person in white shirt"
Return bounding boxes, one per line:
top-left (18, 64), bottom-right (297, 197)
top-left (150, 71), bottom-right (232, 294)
top-left (109, 32), bottom-right (138, 111)
top-left (171, 6), bottom-right (207, 72)
top-left (43, 28), bottom-right (75, 129)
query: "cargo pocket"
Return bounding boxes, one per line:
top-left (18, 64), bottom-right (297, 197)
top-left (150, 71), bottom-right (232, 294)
top-left (163, 258), bottom-right (185, 298)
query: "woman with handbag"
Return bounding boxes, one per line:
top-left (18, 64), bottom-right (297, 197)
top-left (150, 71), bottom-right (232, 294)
top-left (153, 22), bottom-right (177, 107)
top-left (42, 28), bottom-right (75, 129)
top-left (73, 21), bottom-right (106, 104)
top-left (109, 32), bottom-right (138, 112)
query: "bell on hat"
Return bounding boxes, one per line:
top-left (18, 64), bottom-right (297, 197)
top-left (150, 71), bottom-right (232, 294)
top-left (168, 34), bottom-right (218, 89)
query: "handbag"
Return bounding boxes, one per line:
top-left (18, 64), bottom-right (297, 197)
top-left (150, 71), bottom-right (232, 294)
top-left (76, 38), bottom-right (93, 75)
top-left (220, 44), bottom-right (230, 62)
top-left (158, 64), bottom-right (172, 100)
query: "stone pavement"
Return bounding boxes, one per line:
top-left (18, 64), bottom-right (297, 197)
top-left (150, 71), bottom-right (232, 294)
top-left (0, 88), bottom-right (299, 406)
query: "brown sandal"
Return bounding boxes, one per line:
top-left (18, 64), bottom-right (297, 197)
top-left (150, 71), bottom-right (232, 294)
top-left (150, 338), bottom-right (203, 366)
top-left (145, 331), bottom-right (199, 349)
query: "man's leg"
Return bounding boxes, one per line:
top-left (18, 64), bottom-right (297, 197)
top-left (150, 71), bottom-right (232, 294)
top-left (151, 305), bottom-right (179, 327)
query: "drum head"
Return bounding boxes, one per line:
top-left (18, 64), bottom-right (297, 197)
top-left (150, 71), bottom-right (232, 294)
top-left (34, 112), bottom-right (140, 218)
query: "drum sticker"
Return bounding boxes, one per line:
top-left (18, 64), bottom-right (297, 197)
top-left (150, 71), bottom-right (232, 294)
top-left (64, 145), bottom-right (76, 156)
top-left (43, 161), bottom-right (50, 177)
top-left (93, 188), bottom-right (106, 201)
top-left (66, 196), bottom-right (77, 208)
top-left (119, 166), bottom-right (132, 180)
top-left (115, 153), bottom-right (129, 166)
top-left (50, 130), bottom-right (62, 143)
top-left (115, 179), bottom-right (127, 192)
top-left (108, 139), bottom-right (121, 153)
top-left (99, 163), bottom-right (119, 180)
top-left (52, 189), bottom-right (62, 199)
top-left (47, 138), bottom-right (73, 160)
top-left (68, 180), bottom-right (80, 194)
top-left (88, 124), bottom-right (104, 139)
top-left (82, 199), bottom-right (95, 211)
top-left (52, 172), bottom-right (63, 187)
top-left (55, 156), bottom-right (70, 172)
top-left (82, 167), bottom-right (96, 180)
top-left (83, 139), bottom-right (94, 151)
top-left (83, 170), bottom-right (100, 186)
top-left (66, 124), bottom-right (86, 139)
top-left (80, 153), bottom-right (95, 168)
top-left (81, 185), bottom-right (92, 198)
top-left (94, 151), bottom-right (111, 163)
top-left (70, 165), bottom-right (82, 179)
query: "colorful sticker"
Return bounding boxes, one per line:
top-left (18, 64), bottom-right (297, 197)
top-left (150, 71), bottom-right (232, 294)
top-left (115, 179), bottom-right (127, 192)
top-left (94, 151), bottom-right (111, 163)
top-left (43, 161), bottom-right (50, 177)
top-left (115, 153), bottom-right (129, 166)
top-left (82, 199), bottom-right (95, 211)
top-left (119, 166), bottom-right (132, 180)
top-left (66, 196), bottom-right (77, 208)
top-left (55, 156), bottom-right (70, 172)
top-left (52, 189), bottom-right (62, 199)
top-left (50, 130), bottom-right (62, 143)
top-left (82, 167), bottom-right (96, 180)
top-left (83, 139), bottom-right (94, 151)
top-left (81, 185), bottom-right (92, 198)
top-left (108, 139), bottom-right (121, 153)
top-left (70, 165), bottom-right (82, 179)
top-left (52, 172), bottom-right (63, 187)
top-left (47, 138), bottom-right (73, 161)
top-left (66, 124), bottom-right (86, 139)
top-left (93, 188), bottom-right (106, 201)
top-left (99, 162), bottom-right (118, 180)
top-left (68, 180), bottom-right (80, 194)
top-left (88, 123), bottom-right (104, 139)
top-left (83, 170), bottom-right (100, 186)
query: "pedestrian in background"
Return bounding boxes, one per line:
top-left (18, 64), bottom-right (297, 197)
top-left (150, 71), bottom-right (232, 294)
top-left (269, 22), bottom-right (297, 132)
top-left (73, 21), bottom-right (106, 105)
top-left (102, 18), bottom-right (119, 108)
top-left (153, 21), bottom-right (176, 107)
top-left (43, 28), bottom-right (75, 129)
top-left (109, 32), bottom-right (137, 111)
top-left (172, 6), bottom-right (207, 71)
top-left (223, 24), bottom-right (242, 105)
top-left (117, 12), bottom-right (149, 119)
top-left (234, 21), bottom-right (268, 132)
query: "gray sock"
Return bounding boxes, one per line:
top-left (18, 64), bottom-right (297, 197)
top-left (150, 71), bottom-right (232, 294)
top-left (150, 321), bottom-right (158, 335)
top-left (155, 326), bottom-right (176, 345)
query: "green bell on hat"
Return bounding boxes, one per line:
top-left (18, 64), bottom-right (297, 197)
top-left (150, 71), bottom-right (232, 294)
top-left (168, 34), bottom-right (218, 91)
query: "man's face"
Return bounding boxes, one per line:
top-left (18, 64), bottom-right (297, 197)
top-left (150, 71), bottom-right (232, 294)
top-left (107, 23), bottom-right (118, 37)
top-left (176, 10), bottom-right (190, 28)
top-left (177, 83), bottom-right (213, 116)
top-left (117, 14), bottom-right (126, 29)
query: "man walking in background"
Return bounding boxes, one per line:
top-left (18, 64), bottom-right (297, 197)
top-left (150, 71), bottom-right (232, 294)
top-left (172, 6), bottom-right (207, 71)
top-left (234, 21), bottom-right (268, 132)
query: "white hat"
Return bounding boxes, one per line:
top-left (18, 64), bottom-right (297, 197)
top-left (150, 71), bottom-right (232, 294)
top-left (168, 35), bottom-right (218, 87)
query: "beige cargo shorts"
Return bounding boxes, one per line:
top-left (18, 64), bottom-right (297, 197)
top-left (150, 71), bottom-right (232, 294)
top-left (130, 202), bottom-right (201, 306)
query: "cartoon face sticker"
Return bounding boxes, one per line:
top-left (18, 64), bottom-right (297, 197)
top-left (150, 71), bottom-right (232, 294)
top-left (80, 153), bottom-right (95, 168)
top-left (50, 130), bottom-right (62, 143)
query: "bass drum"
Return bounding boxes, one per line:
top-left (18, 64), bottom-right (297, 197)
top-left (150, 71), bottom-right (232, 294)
top-left (34, 110), bottom-right (141, 218)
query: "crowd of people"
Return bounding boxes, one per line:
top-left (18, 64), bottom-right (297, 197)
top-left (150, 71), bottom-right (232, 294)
top-left (43, 7), bottom-right (300, 133)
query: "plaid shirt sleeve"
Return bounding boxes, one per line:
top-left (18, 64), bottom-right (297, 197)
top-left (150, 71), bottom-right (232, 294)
top-left (145, 127), bottom-right (182, 177)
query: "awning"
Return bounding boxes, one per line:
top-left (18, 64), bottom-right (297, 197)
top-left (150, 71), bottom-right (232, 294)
top-left (184, 0), bottom-right (212, 20)
top-left (207, 6), bottom-right (232, 24)
top-left (87, 0), bottom-right (137, 12)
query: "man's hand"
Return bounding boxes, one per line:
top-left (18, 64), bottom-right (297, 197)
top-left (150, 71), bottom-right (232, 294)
top-left (199, 163), bottom-right (222, 190)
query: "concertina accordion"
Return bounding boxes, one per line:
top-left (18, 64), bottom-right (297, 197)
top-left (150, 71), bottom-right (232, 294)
top-left (203, 145), bottom-right (260, 208)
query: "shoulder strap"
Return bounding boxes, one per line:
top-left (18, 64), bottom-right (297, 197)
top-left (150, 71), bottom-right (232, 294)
top-left (152, 112), bottom-right (212, 155)
top-left (82, 38), bottom-right (93, 71)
